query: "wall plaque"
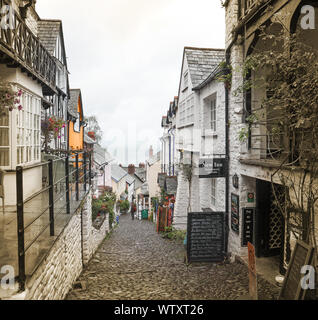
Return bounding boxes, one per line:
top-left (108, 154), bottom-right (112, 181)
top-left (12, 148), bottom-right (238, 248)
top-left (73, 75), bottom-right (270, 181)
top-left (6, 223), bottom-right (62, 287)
top-left (279, 240), bottom-right (315, 300)
top-left (231, 194), bottom-right (239, 234)
top-left (242, 208), bottom-right (255, 247)
top-left (187, 212), bottom-right (226, 263)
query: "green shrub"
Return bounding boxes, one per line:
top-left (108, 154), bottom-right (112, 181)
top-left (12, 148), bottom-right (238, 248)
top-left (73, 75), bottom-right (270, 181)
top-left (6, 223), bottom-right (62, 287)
top-left (161, 226), bottom-right (186, 243)
top-left (119, 200), bottom-right (130, 212)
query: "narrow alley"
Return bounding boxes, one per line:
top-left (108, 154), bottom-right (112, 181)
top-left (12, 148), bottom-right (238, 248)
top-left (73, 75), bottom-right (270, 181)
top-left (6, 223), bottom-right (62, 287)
top-left (66, 214), bottom-right (279, 300)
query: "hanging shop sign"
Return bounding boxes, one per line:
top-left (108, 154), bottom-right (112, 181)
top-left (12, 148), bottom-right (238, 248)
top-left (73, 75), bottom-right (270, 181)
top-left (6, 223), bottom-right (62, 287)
top-left (199, 158), bottom-right (227, 178)
top-left (231, 194), bottom-right (239, 234)
top-left (242, 208), bottom-right (255, 247)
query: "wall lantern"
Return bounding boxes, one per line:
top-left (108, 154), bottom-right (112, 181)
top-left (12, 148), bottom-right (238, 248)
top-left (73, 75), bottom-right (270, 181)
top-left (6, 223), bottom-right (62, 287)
top-left (232, 174), bottom-right (239, 189)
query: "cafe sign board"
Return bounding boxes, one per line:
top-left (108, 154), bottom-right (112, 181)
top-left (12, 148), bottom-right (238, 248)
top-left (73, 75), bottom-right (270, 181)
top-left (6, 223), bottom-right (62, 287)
top-left (199, 158), bottom-right (227, 178)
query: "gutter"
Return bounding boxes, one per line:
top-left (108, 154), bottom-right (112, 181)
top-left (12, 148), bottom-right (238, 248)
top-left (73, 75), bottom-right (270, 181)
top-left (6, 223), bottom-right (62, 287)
top-left (224, 32), bottom-right (239, 254)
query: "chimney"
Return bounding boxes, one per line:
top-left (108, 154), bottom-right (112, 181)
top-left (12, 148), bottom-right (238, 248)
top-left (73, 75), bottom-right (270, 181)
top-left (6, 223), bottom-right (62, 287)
top-left (149, 145), bottom-right (154, 158)
top-left (128, 164), bottom-right (136, 175)
top-left (88, 132), bottom-right (96, 141)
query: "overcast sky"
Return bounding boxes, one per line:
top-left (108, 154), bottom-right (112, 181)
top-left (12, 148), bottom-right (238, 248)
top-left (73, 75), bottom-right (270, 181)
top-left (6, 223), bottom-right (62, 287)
top-left (37, 0), bottom-right (225, 165)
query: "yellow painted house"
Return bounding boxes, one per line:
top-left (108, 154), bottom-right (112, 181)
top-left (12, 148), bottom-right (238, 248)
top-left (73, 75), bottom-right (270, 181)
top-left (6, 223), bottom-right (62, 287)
top-left (68, 89), bottom-right (85, 152)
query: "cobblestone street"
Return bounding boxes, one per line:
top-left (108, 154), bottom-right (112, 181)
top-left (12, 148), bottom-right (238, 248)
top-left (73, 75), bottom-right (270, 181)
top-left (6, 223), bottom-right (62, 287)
top-left (66, 214), bottom-right (280, 300)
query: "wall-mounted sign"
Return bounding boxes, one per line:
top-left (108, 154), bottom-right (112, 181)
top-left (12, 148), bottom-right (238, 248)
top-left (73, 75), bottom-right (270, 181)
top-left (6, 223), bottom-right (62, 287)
top-left (231, 193), bottom-right (239, 234)
top-left (242, 208), bottom-right (255, 247)
top-left (247, 192), bottom-right (255, 203)
top-left (199, 158), bottom-right (227, 178)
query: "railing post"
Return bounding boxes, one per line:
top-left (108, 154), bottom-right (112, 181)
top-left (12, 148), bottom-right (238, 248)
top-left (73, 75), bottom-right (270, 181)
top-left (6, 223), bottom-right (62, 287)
top-left (84, 152), bottom-right (87, 192)
top-left (76, 153), bottom-right (79, 201)
top-left (48, 159), bottom-right (54, 236)
top-left (65, 156), bottom-right (70, 214)
top-left (89, 152), bottom-right (92, 187)
top-left (16, 166), bottom-right (26, 291)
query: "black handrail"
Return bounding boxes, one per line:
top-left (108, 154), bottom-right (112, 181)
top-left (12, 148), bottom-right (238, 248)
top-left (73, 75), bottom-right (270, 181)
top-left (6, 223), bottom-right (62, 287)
top-left (16, 152), bottom-right (92, 291)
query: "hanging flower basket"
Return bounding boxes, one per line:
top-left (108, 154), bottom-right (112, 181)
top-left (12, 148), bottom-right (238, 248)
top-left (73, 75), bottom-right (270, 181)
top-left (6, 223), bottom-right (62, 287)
top-left (42, 116), bottom-right (66, 151)
top-left (0, 81), bottom-right (23, 113)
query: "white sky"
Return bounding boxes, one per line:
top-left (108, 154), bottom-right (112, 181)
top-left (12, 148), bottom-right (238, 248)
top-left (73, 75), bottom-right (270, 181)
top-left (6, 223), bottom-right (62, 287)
top-left (37, 0), bottom-right (225, 165)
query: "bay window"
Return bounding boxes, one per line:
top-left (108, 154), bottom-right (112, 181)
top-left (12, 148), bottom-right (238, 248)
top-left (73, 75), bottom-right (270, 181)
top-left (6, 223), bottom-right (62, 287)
top-left (0, 88), bottom-right (41, 170)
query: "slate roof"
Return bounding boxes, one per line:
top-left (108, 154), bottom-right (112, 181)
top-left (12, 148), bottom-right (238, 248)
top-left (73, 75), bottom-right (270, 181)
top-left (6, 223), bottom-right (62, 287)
top-left (68, 89), bottom-right (81, 118)
top-left (126, 174), bottom-right (135, 185)
top-left (94, 144), bottom-right (108, 166)
top-left (184, 47), bottom-right (225, 88)
top-left (111, 164), bottom-right (128, 182)
top-left (38, 20), bottom-right (62, 56)
top-left (135, 168), bottom-right (146, 182)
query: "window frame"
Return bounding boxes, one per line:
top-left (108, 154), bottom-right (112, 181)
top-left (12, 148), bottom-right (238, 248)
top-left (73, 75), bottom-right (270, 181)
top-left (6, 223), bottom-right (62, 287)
top-left (0, 108), bottom-right (11, 169)
top-left (210, 97), bottom-right (217, 132)
top-left (0, 87), bottom-right (42, 170)
top-left (73, 113), bottom-right (81, 133)
top-left (211, 179), bottom-right (217, 207)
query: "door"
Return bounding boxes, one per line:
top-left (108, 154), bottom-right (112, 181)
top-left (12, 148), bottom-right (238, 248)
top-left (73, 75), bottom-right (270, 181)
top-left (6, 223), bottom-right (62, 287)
top-left (255, 180), bottom-right (285, 258)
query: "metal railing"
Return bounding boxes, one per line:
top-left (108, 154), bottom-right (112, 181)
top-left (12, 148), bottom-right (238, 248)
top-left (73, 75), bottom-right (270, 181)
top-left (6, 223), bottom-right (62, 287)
top-left (16, 151), bottom-right (92, 291)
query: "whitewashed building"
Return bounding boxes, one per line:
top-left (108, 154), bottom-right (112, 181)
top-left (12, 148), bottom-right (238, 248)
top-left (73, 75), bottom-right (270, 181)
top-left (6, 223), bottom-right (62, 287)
top-left (173, 47), bottom-right (225, 230)
top-left (224, 0), bottom-right (318, 280)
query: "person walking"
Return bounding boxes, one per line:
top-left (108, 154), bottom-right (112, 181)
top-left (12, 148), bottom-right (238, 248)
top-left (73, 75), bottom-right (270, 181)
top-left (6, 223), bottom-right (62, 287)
top-left (131, 202), bottom-right (136, 220)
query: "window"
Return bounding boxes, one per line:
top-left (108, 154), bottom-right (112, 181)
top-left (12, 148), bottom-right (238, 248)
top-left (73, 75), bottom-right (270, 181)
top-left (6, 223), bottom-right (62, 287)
top-left (183, 71), bottom-right (189, 89)
top-left (0, 108), bottom-right (10, 167)
top-left (178, 95), bottom-right (195, 128)
top-left (211, 179), bottom-right (216, 206)
top-left (16, 92), bottom-right (41, 166)
top-left (74, 114), bottom-right (80, 132)
top-left (211, 98), bottom-right (217, 131)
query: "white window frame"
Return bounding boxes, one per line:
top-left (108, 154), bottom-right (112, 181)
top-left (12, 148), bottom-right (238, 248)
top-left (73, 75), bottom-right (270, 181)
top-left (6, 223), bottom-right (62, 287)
top-left (211, 98), bottom-right (217, 132)
top-left (0, 108), bottom-right (11, 169)
top-left (74, 113), bottom-right (81, 133)
top-left (211, 179), bottom-right (216, 207)
top-left (0, 87), bottom-right (42, 170)
top-left (178, 95), bottom-right (195, 128)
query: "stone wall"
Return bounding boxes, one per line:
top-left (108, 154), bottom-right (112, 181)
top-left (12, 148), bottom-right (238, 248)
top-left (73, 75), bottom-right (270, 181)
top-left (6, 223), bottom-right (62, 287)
top-left (82, 191), bottom-right (110, 265)
top-left (17, 190), bottom-right (110, 300)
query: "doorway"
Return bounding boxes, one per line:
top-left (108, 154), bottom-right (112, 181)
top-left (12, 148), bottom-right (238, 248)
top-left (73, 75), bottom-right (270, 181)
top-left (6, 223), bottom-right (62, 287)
top-left (255, 179), bottom-right (285, 273)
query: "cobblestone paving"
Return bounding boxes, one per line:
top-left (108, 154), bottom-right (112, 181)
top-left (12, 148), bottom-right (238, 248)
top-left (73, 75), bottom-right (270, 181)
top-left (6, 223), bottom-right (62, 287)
top-left (66, 214), bottom-right (280, 300)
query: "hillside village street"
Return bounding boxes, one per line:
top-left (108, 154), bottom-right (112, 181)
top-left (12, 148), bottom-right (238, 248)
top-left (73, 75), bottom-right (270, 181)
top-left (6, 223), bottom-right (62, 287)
top-left (66, 214), bottom-right (279, 301)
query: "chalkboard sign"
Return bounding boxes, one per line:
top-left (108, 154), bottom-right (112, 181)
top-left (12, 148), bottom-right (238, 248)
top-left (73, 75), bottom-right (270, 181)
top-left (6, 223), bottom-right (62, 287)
top-left (279, 240), bottom-right (315, 300)
top-left (231, 194), bottom-right (239, 234)
top-left (199, 158), bottom-right (227, 178)
top-left (187, 212), bottom-right (226, 263)
top-left (242, 208), bottom-right (255, 247)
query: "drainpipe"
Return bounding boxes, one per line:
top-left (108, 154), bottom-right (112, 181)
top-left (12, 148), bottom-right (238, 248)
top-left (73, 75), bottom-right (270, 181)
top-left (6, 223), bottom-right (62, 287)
top-left (225, 33), bottom-right (239, 253)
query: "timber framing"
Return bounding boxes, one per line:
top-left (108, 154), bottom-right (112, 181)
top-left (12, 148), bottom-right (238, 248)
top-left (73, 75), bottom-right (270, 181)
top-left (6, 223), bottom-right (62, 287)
top-left (0, 0), bottom-right (57, 95)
